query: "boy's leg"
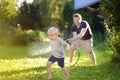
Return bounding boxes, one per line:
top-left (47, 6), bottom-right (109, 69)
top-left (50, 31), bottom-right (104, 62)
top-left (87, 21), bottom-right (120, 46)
top-left (61, 67), bottom-right (69, 79)
top-left (57, 58), bottom-right (69, 79)
top-left (47, 55), bottom-right (56, 79)
top-left (47, 61), bottom-right (52, 80)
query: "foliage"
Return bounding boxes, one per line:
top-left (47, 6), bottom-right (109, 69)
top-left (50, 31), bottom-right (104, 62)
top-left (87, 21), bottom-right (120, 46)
top-left (101, 0), bottom-right (120, 28)
top-left (17, 0), bottom-right (66, 31)
top-left (10, 29), bottom-right (41, 45)
top-left (100, 0), bottom-right (120, 63)
top-left (93, 31), bottom-right (106, 47)
top-left (105, 23), bottom-right (120, 63)
top-left (40, 0), bottom-right (65, 31)
top-left (0, 22), bottom-right (16, 44)
top-left (0, 22), bottom-right (41, 45)
top-left (62, 1), bottom-right (74, 26)
top-left (62, 1), bottom-right (74, 39)
top-left (17, 1), bottom-right (42, 30)
top-left (0, 0), bottom-right (69, 45)
top-left (0, 0), bottom-right (17, 22)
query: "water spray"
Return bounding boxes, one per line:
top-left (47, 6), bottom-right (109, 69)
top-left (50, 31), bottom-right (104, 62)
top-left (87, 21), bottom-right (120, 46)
top-left (28, 41), bottom-right (51, 56)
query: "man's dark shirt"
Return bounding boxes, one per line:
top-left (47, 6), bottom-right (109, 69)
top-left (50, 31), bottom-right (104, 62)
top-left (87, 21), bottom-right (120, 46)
top-left (72, 21), bottom-right (92, 40)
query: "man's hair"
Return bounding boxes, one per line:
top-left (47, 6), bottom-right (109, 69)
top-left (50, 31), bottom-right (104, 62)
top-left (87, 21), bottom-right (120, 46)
top-left (73, 13), bottom-right (82, 20)
top-left (47, 27), bottom-right (58, 35)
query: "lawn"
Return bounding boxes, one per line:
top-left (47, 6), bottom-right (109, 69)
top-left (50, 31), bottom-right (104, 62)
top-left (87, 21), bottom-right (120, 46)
top-left (0, 43), bottom-right (120, 80)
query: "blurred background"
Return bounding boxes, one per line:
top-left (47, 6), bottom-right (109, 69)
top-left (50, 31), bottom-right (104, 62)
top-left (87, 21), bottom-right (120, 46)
top-left (0, 0), bottom-right (120, 79)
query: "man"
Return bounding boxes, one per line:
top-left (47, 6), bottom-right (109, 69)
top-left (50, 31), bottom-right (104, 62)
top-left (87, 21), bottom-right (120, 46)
top-left (68, 13), bottom-right (97, 65)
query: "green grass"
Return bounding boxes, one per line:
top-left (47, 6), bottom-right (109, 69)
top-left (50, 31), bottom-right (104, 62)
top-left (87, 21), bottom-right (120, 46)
top-left (0, 44), bottom-right (120, 80)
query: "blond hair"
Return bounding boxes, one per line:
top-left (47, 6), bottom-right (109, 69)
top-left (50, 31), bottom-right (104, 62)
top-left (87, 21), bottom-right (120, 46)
top-left (47, 27), bottom-right (58, 35)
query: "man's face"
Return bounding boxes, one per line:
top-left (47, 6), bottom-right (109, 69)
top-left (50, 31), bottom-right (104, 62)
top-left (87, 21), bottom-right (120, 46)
top-left (73, 17), bottom-right (81, 26)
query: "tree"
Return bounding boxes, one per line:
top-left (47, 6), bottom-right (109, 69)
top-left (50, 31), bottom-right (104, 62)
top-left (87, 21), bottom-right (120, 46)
top-left (0, 0), bottom-right (17, 22)
top-left (40, 0), bottom-right (66, 31)
top-left (100, 0), bottom-right (120, 63)
top-left (17, 1), bottom-right (42, 30)
top-left (62, 1), bottom-right (74, 39)
top-left (17, 0), bottom-right (66, 31)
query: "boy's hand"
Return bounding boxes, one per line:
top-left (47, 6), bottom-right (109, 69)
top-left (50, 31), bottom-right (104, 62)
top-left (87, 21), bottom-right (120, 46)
top-left (65, 39), bottom-right (70, 44)
top-left (64, 40), bottom-right (70, 51)
top-left (65, 47), bottom-right (70, 51)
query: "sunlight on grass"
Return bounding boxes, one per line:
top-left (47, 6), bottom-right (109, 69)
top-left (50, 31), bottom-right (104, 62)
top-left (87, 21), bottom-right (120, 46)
top-left (0, 57), bottom-right (47, 80)
top-left (0, 45), bottom-right (28, 59)
top-left (0, 45), bottom-right (119, 80)
top-left (0, 57), bottom-right (47, 72)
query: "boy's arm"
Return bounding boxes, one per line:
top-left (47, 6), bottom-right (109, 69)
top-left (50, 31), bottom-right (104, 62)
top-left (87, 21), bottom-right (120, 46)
top-left (64, 41), bottom-right (70, 51)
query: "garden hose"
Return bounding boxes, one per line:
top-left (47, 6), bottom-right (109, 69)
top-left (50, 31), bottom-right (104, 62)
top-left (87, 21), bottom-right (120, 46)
top-left (71, 47), bottom-right (80, 66)
top-left (65, 39), bottom-right (80, 66)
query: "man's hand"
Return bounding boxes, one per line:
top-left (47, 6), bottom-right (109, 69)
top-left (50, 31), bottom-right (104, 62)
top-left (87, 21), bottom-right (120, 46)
top-left (68, 37), bottom-right (77, 43)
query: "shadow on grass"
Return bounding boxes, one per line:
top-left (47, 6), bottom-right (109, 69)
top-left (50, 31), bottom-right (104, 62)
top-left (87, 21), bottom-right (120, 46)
top-left (0, 66), bottom-right (49, 80)
top-left (68, 63), bottom-right (120, 80)
top-left (0, 62), bottom-right (120, 80)
top-left (0, 66), bottom-right (46, 76)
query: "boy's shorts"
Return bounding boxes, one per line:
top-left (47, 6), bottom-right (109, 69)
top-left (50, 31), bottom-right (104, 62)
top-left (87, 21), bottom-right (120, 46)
top-left (70, 38), bottom-right (93, 53)
top-left (48, 55), bottom-right (64, 67)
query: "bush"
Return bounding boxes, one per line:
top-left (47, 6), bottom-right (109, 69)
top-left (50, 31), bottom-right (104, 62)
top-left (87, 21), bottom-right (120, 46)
top-left (62, 1), bottom-right (74, 39)
top-left (101, 0), bottom-right (120, 63)
top-left (101, 0), bottom-right (120, 64)
top-left (11, 29), bottom-right (40, 45)
top-left (105, 26), bottom-right (120, 63)
top-left (0, 22), bottom-right (16, 44)
top-left (0, 22), bottom-right (41, 45)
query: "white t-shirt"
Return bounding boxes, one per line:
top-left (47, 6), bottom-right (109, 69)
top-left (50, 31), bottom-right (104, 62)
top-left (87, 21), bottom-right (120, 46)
top-left (50, 37), bottom-right (65, 58)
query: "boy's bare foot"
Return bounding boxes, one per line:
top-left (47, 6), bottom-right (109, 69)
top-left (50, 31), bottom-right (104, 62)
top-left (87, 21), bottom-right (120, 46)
top-left (48, 76), bottom-right (52, 80)
top-left (65, 73), bottom-right (69, 80)
top-left (69, 58), bottom-right (73, 63)
top-left (94, 62), bottom-right (97, 66)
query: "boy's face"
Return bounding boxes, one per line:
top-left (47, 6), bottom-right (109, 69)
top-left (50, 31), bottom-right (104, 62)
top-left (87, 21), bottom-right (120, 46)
top-left (48, 33), bottom-right (57, 40)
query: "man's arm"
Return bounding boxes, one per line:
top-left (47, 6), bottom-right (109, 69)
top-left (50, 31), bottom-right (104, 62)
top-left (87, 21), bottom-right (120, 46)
top-left (76, 28), bottom-right (87, 39)
top-left (68, 28), bottom-right (87, 43)
top-left (73, 32), bottom-right (77, 37)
